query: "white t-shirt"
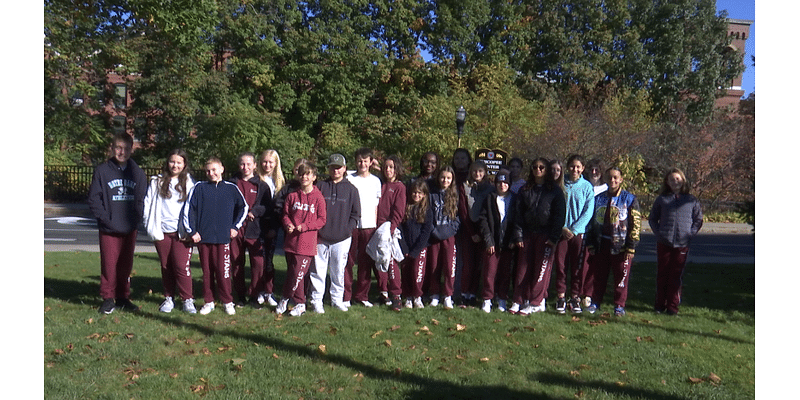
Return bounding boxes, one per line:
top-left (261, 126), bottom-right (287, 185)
top-left (159, 177), bottom-right (186, 233)
top-left (346, 172), bottom-right (382, 229)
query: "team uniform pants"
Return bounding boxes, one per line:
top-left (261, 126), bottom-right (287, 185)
top-left (347, 228), bottom-right (383, 303)
top-left (99, 230), bottom-right (137, 300)
top-left (230, 234), bottom-right (265, 301)
top-left (512, 232), bottom-right (555, 305)
top-left (655, 242), bottom-right (689, 313)
top-left (283, 252), bottom-right (313, 305)
top-left (311, 237), bottom-right (352, 304)
top-left (459, 229), bottom-right (483, 297)
top-left (401, 248), bottom-right (428, 298)
top-left (198, 243), bottom-right (233, 305)
top-left (424, 236), bottom-right (457, 298)
top-left (481, 247), bottom-right (512, 301)
top-left (585, 239), bottom-right (633, 308)
top-left (553, 233), bottom-right (586, 297)
top-left (153, 232), bottom-right (194, 301)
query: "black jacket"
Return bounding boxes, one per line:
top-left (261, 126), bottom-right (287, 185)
top-left (479, 192), bottom-right (516, 250)
top-left (400, 206), bottom-right (434, 259)
top-left (512, 183), bottom-right (566, 244)
top-left (317, 178), bottom-right (361, 243)
top-left (231, 175), bottom-right (274, 239)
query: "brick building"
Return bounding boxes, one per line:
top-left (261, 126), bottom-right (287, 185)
top-left (716, 18), bottom-right (753, 110)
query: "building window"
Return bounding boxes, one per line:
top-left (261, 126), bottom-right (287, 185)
top-left (114, 84), bottom-right (127, 109)
top-left (113, 116), bottom-right (127, 134)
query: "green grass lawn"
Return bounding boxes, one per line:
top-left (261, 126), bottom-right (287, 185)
top-left (44, 251), bottom-right (754, 399)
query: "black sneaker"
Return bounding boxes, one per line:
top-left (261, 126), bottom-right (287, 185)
top-left (556, 297), bottom-right (567, 314)
top-left (115, 298), bottom-right (139, 312)
top-left (98, 298), bottom-right (115, 314)
top-left (390, 296), bottom-right (402, 312)
top-left (568, 297), bottom-right (582, 314)
top-left (250, 298), bottom-right (264, 310)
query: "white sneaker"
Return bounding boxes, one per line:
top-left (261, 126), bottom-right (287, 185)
top-left (443, 296), bottom-right (454, 309)
top-left (332, 301), bottom-right (349, 312)
top-left (413, 297), bottom-right (425, 309)
top-left (343, 301), bottom-right (352, 308)
top-left (429, 295), bottom-right (440, 307)
top-left (275, 299), bottom-right (289, 314)
top-left (199, 302), bottom-right (215, 315)
top-left (497, 299), bottom-right (507, 312)
top-left (360, 300), bottom-right (373, 308)
top-left (183, 299), bottom-right (197, 314)
top-left (266, 293), bottom-right (278, 306)
top-left (404, 298), bottom-right (413, 309)
top-left (256, 292), bottom-right (267, 305)
top-left (289, 303), bottom-right (306, 316)
top-left (481, 300), bottom-right (492, 313)
top-left (509, 302), bottom-right (520, 314)
top-left (159, 297), bottom-right (174, 313)
top-left (311, 301), bottom-right (325, 314)
top-left (539, 298), bottom-right (547, 311)
top-left (381, 291), bottom-right (392, 306)
top-left (224, 302), bottom-right (236, 315)
top-left (582, 296), bottom-right (592, 309)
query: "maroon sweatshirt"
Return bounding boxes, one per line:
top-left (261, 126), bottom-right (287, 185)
top-left (376, 181), bottom-right (406, 233)
top-left (282, 186), bottom-right (327, 257)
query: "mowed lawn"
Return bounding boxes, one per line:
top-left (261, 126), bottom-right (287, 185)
top-left (44, 251), bottom-right (754, 399)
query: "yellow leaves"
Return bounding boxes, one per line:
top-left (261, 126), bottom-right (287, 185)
top-left (317, 344), bottom-right (328, 356)
top-left (689, 373), bottom-right (722, 386)
top-left (371, 330), bottom-right (383, 339)
top-left (635, 336), bottom-right (655, 343)
top-left (189, 378), bottom-right (225, 395)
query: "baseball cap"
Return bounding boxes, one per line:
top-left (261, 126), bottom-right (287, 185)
top-left (328, 154), bottom-right (346, 167)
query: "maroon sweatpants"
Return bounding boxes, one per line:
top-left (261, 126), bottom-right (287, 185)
top-left (553, 233), bottom-right (586, 297)
top-left (401, 248), bottom-right (428, 298)
top-left (481, 247), bottom-right (513, 301)
top-left (230, 234), bottom-right (265, 301)
top-left (512, 233), bottom-right (555, 305)
top-left (347, 228), bottom-right (382, 303)
top-left (153, 232), bottom-right (194, 301)
top-left (99, 230), bottom-right (137, 300)
top-left (283, 252), bottom-right (313, 304)
top-left (425, 236), bottom-right (457, 298)
top-left (585, 239), bottom-right (633, 308)
top-left (655, 242), bottom-right (689, 313)
top-left (198, 243), bottom-right (233, 304)
top-left (459, 231), bottom-right (483, 296)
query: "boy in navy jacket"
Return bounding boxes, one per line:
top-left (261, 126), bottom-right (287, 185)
top-left (181, 157), bottom-right (248, 315)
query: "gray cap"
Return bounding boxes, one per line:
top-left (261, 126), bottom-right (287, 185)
top-left (328, 153), bottom-right (346, 167)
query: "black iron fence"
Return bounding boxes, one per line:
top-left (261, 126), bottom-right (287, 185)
top-left (45, 165), bottom-right (160, 202)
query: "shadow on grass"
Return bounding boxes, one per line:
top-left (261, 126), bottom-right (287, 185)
top-left (533, 372), bottom-right (693, 400)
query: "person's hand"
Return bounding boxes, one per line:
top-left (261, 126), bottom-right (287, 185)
top-left (296, 224), bottom-right (305, 233)
top-left (247, 212), bottom-right (255, 221)
top-left (285, 224), bottom-right (295, 234)
top-left (562, 227), bottom-right (574, 240)
top-left (625, 252), bottom-right (635, 262)
top-left (486, 246), bottom-right (495, 255)
top-left (191, 232), bottom-right (201, 243)
top-left (230, 229), bottom-right (238, 239)
top-left (516, 241), bottom-right (524, 249)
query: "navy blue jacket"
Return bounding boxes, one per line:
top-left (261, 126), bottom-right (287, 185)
top-left (88, 158), bottom-right (147, 234)
top-left (181, 180), bottom-right (248, 244)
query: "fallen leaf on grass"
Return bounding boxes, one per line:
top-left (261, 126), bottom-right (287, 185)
top-left (493, 319), bottom-right (503, 323)
top-left (317, 345), bottom-right (328, 355)
top-left (708, 373), bottom-right (722, 384)
top-left (371, 330), bottom-right (383, 338)
top-left (479, 357), bottom-right (489, 363)
top-left (431, 319), bottom-right (440, 325)
top-left (389, 325), bottom-right (401, 332)
top-left (272, 353), bottom-right (279, 359)
top-left (384, 340), bottom-right (392, 347)
top-left (455, 355), bottom-right (465, 360)
top-left (635, 336), bottom-right (655, 342)
top-left (688, 376), bottom-right (705, 384)
top-left (570, 370), bottom-right (580, 376)
top-left (456, 324), bottom-right (466, 331)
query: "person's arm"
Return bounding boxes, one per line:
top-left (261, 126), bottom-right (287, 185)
top-left (624, 194), bottom-right (642, 257)
top-left (690, 197), bottom-right (704, 237)
top-left (87, 166), bottom-right (110, 228)
top-left (349, 187), bottom-right (362, 232)
top-left (389, 185), bottom-right (406, 233)
top-left (648, 196), bottom-right (662, 242)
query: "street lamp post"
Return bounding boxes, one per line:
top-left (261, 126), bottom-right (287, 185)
top-left (456, 105), bottom-right (466, 148)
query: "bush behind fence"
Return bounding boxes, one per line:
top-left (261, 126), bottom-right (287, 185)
top-left (44, 165), bottom-right (160, 203)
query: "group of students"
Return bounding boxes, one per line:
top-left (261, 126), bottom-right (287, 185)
top-left (88, 133), bottom-right (703, 318)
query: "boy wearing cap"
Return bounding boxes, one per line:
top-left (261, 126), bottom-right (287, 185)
top-left (309, 154), bottom-right (362, 312)
top-left (477, 170), bottom-right (516, 313)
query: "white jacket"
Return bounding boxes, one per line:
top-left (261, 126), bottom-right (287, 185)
top-left (143, 174), bottom-right (195, 241)
top-left (367, 221), bottom-right (405, 272)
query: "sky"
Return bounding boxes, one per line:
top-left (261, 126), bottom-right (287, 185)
top-left (716, 0), bottom-right (756, 97)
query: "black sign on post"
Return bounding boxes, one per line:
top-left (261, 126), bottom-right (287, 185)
top-left (474, 148), bottom-right (509, 176)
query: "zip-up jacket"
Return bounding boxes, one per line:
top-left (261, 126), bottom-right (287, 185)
top-left (429, 189), bottom-right (461, 242)
top-left (317, 178), bottom-right (360, 243)
top-left (143, 174), bottom-right (195, 241)
top-left (400, 206), bottom-right (434, 259)
top-left (587, 189), bottom-right (641, 255)
top-left (232, 175), bottom-right (274, 240)
top-left (479, 191), bottom-right (516, 250)
top-left (563, 176), bottom-right (595, 235)
top-left (282, 186), bottom-right (327, 256)
top-left (512, 183), bottom-right (566, 244)
top-left (181, 180), bottom-right (248, 244)
top-left (88, 158), bottom-right (147, 234)
top-left (648, 193), bottom-right (703, 248)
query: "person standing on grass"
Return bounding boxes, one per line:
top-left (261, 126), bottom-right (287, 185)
top-left (478, 170), bottom-right (516, 313)
top-left (143, 149), bottom-right (197, 314)
top-left (458, 160), bottom-right (495, 307)
top-left (309, 154), bottom-right (361, 313)
top-left (552, 155), bottom-right (595, 315)
top-left (89, 133), bottom-right (147, 315)
top-left (509, 158), bottom-right (566, 315)
top-left (583, 166), bottom-right (641, 316)
top-left (375, 155), bottom-right (407, 311)
top-left (276, 161), bottom-right (326, 317)
top-left (181, 157), bottom-right (248, 316)
top-left (648, 168), bottom-right (703, 315)
top-left (253, 149), bottom-right (285, 307)
top-left (345, 148), bottom-right (383, 308)
top-left (230, 152), bottom-right (273, 309)
top-left (425, 166), bottom-right (461, 309)
top-left (400, 179), bottom-right (434, 309)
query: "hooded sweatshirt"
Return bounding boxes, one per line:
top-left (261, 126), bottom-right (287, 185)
top-left (317, 178), bottom-right (360, 244)
top-left (88, 157), bottom-right (147, 234)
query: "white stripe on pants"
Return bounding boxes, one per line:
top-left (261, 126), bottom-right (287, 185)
top-left (311, 237), bottom-right (352, 303)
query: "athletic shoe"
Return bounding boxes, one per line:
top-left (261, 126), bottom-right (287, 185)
top-left (586, 303), bottom-right (598, 314)
top-left (380, 291), bottom-right (392, 306)
top-left (539, 298), bottom-right (546, 311)
top-left (256, 292), bottom-right (267, 305)
top-left (183, 299), bottom-right (197, 314)
top-left (332, 301), bottom-right (349, 312)
top-left (404, 298), bottom-right (413, 309)
top-left (665, 309), bottom-right (678, 316)
top-left (250, 298), bottom-right (263, 310)
top-left (224, 302), bottom-right (236, 315)
top-left (159, 297), bottom-right (175, 313)
top-left (199, 302), bottom-right (215, 315)
top-left (343, 301), bottom-right (352, 308)
top-left (429, 295), bottom-right (440, 307)
top-left (509, 302), bottom-right (520, 314)
top-left (568, 297), bottom-right (582, 314)
top-left (311, 300), bottom-right (325, 314)
top-left (289, 303), bottom-right (306, 316)
top-left (555, 297), bottom-right (566, 314)
top-left (391, 296), bottom-right (402, 312)
top-left (582, 296), bottom-right (592, 310)
top-left (275, 299), bottom-right (289, 314)
top-left (518, 304), bottom-right (535, 316)
top-left (481, 300), bottom-right (492, 313)
top-left (497, 299), bottom-right (507, 313)
top-left (265, 293), bottom-right (278, 306)
top-left (116, 298), bottom-right (139, 312)
top-left (413, 297), bottom-right (425, 309)
top-left (360, 300), bottom-right (374, 308)
top-left (443, 296), bottom-right (454, 310)
top-left (235, 299), bottom-right (246, 308)
top-left (98, 298), bottom-right (115, 314)
top-left (614, 305), bottom-right (626, 316)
